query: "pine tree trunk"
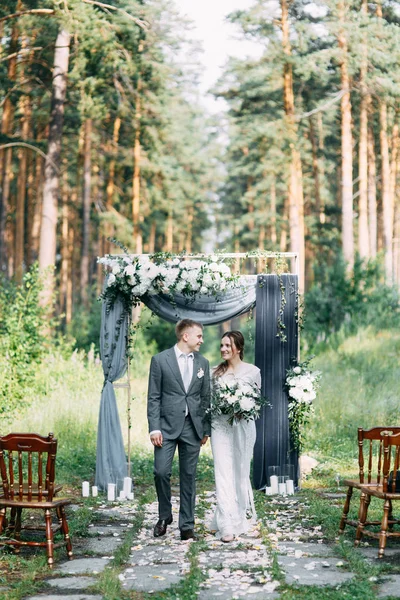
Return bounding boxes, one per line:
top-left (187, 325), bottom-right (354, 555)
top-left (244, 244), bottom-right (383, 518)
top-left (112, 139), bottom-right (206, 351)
top-left (338, 0), bottom-right (354, 268)
top-left (185, 205), bottom-right (194, 254)
top-left (132, 73), bottom-right (142, 254)
top-left (358, 86), bottom-right (369, 259)
top-left (149, 220), bottom-right (156, 253)
top-left (367, 125), bottom-right (377, 257)
top-left (38, 28), bottom-right (71, 306)
top-left (166, 210), bottom-right (173, 252)
top-left (105, 115), bottom-right (121, 252)
top-left (281, 0), bottom-right (305, 291)
top-left (270, 176), bottom-right (277, 246)
top-left (30, 131), bottom-right (45, 263)
top-left (317, 113), bottom-right (326, 224)
top-left (309, 116), bottom-right (323, 226)
top-left (15, 93), bottom-right (32, 282)
top-left (80, 117), bottom-right (92, 307)
top-left (0, 13), bottom-right (19, 275)
top-left (380, 101), bottom-right (393, 282)
top-left (60, 168), bottom-right (69, 317)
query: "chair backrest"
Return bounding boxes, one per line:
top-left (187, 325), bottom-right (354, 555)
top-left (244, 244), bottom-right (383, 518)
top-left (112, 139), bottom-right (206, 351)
top-left (358, 427), bottom-right (400, 484)
top-left (0, 433), bottom-right (58, 502)
top-left (383, 432), bottom-right (400, 493)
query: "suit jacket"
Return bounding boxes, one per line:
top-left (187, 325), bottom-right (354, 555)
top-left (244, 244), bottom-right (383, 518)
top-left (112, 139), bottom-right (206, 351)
top-left (147, 347), bottom-right (211, 440)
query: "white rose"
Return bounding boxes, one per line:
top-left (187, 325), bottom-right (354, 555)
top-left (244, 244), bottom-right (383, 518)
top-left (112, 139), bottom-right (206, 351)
top-left (293, 366), bottom-right (302, 375)
top-left (200, 286), bottom-right (208, 294)
top-left (112, 264), bottom-right (121, 275)
top-left (128, 276), bottom-right (137, 286)
top-left (202, 273), bottom-right (213, 287)
top-left (218, 263), bottom-right (231, 275)
top-left (175, 280), bottom-right (186, 292)
top-left (226, 394), bottom-right (236, 405)
top-left (181, 270), bottom-right (189, 280)
top-left (107, 273), bottom-right (116, 286)
top-left (209, 262), bottom-right (220, 272)
top-left (239, 396), bottom-right (255, 411)
top-left (124, 264), bottom-right (136, 276)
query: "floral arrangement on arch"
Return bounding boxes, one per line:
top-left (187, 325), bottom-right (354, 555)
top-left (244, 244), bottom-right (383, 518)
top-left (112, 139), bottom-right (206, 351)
top-left (98, 250), bottom-right (239, 313)
top-left (285, 357), bottom-right (321, 453)
top-left (208, 380), bottom-right (269, 426)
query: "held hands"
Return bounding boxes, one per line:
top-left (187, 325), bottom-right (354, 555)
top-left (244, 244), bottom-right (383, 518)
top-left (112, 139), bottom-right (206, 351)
top-left (200, 435), bottom-right (209, 446)
top-left (150, 432), bottom-right (163, 447)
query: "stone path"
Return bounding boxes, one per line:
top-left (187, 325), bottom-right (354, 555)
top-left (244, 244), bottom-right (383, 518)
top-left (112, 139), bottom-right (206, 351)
top-left (18, 492), bottom-right (400, 599)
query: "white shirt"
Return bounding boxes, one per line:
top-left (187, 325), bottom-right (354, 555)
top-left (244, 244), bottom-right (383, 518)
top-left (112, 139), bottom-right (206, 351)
top-left (149, 345), bottom-right (193, 437)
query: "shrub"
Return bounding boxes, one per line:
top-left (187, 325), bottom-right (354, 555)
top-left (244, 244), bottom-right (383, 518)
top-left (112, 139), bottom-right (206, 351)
top-left (304, 255), bottom-right (400, 350)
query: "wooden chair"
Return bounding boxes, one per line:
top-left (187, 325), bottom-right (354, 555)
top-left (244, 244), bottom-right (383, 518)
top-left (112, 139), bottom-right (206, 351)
top-left (339, 426), bottom-right (400, 534)
top-left (355, 431), bottom-right (400, 558)
top-left (0, 432), bottom-right (73, 567)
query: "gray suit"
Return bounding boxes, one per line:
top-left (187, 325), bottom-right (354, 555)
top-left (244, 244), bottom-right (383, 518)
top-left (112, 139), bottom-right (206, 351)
top-left (147, 347), bottom-right (211, 531)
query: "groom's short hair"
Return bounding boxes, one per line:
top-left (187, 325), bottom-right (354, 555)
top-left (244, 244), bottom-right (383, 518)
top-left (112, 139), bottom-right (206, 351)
top-left (175, 319), bottom-right (203, 340)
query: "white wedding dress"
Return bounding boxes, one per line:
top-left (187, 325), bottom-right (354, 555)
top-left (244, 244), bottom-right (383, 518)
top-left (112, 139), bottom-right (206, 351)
top-left (210, 362), bottom-right (261, 538)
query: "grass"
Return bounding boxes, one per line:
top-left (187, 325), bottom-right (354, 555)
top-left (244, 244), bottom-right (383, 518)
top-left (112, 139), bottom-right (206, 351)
top-left (1, 326), bottom-right (400, 597)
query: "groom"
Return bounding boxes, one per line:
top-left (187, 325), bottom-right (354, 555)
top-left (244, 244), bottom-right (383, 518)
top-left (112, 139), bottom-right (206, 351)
top-left (147, 318), bottom-right (211, 540)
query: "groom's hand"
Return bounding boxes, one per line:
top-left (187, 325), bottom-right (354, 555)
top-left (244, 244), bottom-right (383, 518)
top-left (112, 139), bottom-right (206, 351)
top-left (200, 435), bottom-right (209, 446)
top-left (150, 432), bottom-right (163, 447)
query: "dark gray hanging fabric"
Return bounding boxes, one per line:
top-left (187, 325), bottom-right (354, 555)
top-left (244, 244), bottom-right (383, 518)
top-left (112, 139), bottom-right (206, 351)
top-left (142, 276), bottom-right (257, 325)
top-left (253, 274), bottom-right (299, 489)
top-left (95, 298), bottom-right (128, 491)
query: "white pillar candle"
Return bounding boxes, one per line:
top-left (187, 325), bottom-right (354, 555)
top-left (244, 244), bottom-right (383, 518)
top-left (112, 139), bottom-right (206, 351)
top-left (278, 482), bottom-right (286, 495)
top-left (92, 485), bottom-right (98, 497)
top-left (82, 481), bottom-right (90, 497)
top-left (265, 486), bottom-right (273, 496)
top-left (286, 480), bottom-right (294, 495)
top-left (127, 492), bottom-right (134, 501)
top-left (123, 477), bottom-right (132, 496)
top-left (270, 475), bottom-right (279, 494)
top-left (118, 490), bottom-right (126, 500)
top-left (107, 483), bottom-right (116, 501)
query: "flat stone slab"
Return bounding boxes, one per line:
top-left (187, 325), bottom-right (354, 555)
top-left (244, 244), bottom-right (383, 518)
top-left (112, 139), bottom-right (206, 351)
top-left (277, 542), bottom-right (336, 557)
top-left (199, 568), bottom-right (280, 599)
top-left (278, 555), bottom-right (354, 586)
top-left (359, 546), bottom-right (400, 561)
top-left (26, 596), bottom-right (103, 600)
top-left (85, 537), bottom-right (123, 554)
top-left (198, 546), bottom-right (270, 569)
top-left (120, 564), bottom-right (182, 592)
top-left (88, 525), bottom-right (127, 536)
top-left (377, 575), bottom-right (400, 598)
top-left (128, 542), bottom-right (189, 566)
top-left (47, 576), bottom-right (97, 590)
top-left (56, 557), bottom-right (110, 575)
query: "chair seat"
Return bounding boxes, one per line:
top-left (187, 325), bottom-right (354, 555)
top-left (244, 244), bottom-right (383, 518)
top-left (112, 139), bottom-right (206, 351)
top-left (359, 484), bottom-right (400, 500)
top-left (0, 484), bottom-right (62, 498)
top-left (0, 497), bottom-right (71, 509)
top-left (342, 479), bottom-right (380, 489)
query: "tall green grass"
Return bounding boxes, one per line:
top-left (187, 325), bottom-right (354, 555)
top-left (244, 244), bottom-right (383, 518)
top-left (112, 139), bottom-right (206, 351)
top-left (306, 327), bottom-right (400, 460)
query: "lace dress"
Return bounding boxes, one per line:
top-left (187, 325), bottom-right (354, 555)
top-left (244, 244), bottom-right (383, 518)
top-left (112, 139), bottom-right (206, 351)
top-left (210, 363), bottom-right (261, 538)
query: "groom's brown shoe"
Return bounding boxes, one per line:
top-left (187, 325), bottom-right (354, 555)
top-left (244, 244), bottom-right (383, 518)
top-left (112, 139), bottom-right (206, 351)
top-left (180, 529), bottom-right (197, 541)
top-left (153, 515), bottom-right (173, 537)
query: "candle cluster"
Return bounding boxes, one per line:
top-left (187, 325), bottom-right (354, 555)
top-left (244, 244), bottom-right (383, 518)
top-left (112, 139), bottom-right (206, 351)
top-left (264, 465), bottom-right (295, 496)
top-left (82, 478), bottom-right (133, 501)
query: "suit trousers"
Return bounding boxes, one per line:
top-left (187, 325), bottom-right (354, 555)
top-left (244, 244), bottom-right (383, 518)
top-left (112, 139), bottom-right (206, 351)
top-left (154, 415), bottom-right (201, 531)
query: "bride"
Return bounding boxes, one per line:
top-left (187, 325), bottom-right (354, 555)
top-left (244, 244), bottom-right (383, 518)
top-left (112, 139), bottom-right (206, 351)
top-left (210, 330), bottom-right (261, 542)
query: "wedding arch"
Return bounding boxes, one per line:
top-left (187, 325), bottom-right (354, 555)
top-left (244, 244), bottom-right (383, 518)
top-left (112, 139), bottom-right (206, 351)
top-left (95, 251), bottom-right (299, 492)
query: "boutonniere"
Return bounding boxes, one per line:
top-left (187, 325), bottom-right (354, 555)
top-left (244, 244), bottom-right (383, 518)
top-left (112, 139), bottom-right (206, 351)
top-left (197, 368), bottom-right (205, 379)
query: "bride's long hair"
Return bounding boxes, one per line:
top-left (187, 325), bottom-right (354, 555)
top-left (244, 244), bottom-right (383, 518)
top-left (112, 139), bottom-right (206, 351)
top-left (213, 331), bottom-right (245, 378)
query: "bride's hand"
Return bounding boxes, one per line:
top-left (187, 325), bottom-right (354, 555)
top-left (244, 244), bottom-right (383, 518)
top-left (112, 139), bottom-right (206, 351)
top-left (200, 435), bottom-right (209, 446)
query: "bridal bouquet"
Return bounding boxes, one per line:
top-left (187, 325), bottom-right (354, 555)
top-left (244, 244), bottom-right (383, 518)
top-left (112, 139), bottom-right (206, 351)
top-left (209, 380), bottom-right (267, 426)
top-left (285, 357), bottom-right (321, 452)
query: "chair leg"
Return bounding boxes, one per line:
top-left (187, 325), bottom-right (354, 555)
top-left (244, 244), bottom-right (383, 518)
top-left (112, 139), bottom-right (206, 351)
top-left (388, 499), bottom-right (394, 531)
top-left (355, 491), bottom-right (369, 546)
top-left (339, 486), bottom-right (353, 533)
top-left (56, 506), bottom-right (63, 528)
top-left (0, 508), bottom-right (6, 534)
top-left (378, 499), bottom-right (390, 559)
top-left (59, 506), bottom-right (73, 559)
top-left (44, 509), bottom-right (54, 568)
top-left (13, 508), bottom-right (22, 554)
top-left (8, 506), bottom-right (16, 532)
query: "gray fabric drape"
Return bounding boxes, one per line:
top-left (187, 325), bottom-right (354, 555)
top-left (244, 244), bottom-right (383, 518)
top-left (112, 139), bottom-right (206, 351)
top-left (95, 298), bottom-right (128, 491)
top-left (142, 276), bottom-right (257, 325)
top-left (253, 274), bottom-right (299, 489)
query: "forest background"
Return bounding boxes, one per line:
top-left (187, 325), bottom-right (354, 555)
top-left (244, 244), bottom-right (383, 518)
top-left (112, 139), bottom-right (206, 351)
top-left (1, 0), bottom-right (400, 482)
